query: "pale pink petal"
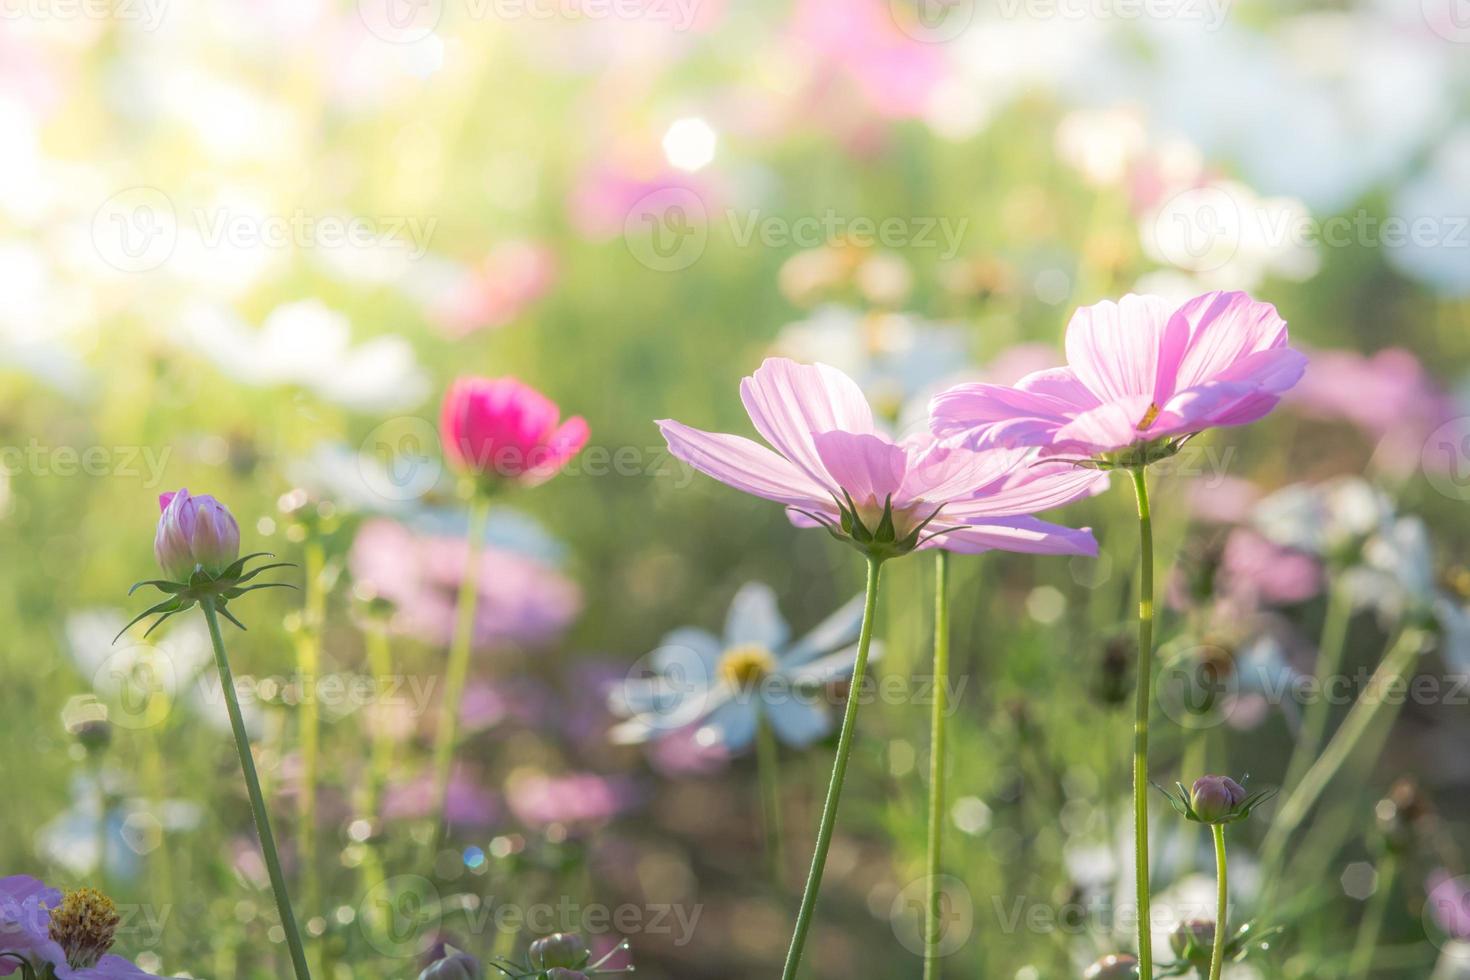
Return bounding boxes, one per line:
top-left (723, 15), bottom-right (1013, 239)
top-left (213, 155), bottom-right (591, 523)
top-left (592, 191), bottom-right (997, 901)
top-left (926, 515), bottom-right (1098, 556)
top-left (1049, 394), bottom-right (1159, 454)
top-left (1064, 294), bottom-right (1186, 404)
top-left (900, 441), bottom-right (1027, 504)
top-left (928, 377), bottom-right (1086, 449)
top-left (1171, 291), bottom-right (1291, 390)
top-left (812, 430), bottom-right (908, 506)
top-left (740, 358), bottom-right (875, 485)
top-left (658, 420), bottom-right (832, 508)
top-left (1158, 349), bottom-right (1307, 432)
top-left (944, 462), bottom-right (1109, 518)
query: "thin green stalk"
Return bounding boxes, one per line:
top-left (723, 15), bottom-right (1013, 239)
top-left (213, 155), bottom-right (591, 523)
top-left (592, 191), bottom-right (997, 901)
top-left (781, 555), bottom-right (884, 980)
top-left (924, 549), bottom-right (950, 980)
top-left (1128, 466), bottom-right (1155, 975)
top-left (1260, 629), bottom-right (1425, 877)
top-left (1349, 852), bottom-right (1397, 980)
top-left (359, 622), bottom-right (396, 932)
top-left (200, 597), bottom-right (312, 980)
top-left (756, 713), bottom-right (785, 884)
top-left (1282, 580), bottom-right (1352, 790)
top-left (294, 541), bottom-right (325, 954)
top-left (430, 496), bottom-right (491, 849)
top-left (1209, 824), bottom-right (1228, 980)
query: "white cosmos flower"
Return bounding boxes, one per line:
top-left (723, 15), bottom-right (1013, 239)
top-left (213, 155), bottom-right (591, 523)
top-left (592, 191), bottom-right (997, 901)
top-left (609, 583), bottom-right (877, 752)
top-left (179, 299), bottom-right (429, 412)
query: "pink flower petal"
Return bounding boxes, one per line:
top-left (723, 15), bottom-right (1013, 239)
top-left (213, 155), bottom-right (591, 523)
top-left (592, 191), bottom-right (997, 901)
top-left (658, 419), bottom-right (832, 508)
top-left (1171, 291), bottom-right (1291, 391)
top-left (812, 431), bottom-right (908, 506)
top-left (1064, 294), bottom-right (1185, 405)
top-left (739, 358), bottom-right (875, 486)
top-left (930, 515), bottom-right (1098, 556)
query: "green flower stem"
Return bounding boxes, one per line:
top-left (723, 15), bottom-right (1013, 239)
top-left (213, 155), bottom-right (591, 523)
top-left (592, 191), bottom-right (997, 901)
top-left (294, 540), bottom-right (325, 954)
top-left (430, 496), bottom-right (491, 849)
top-left (1348, 851), bottom-right (1397, 980)
top-left (1282, 580), bottom-right (1352, 791)
top-left (1128, 466), bottom-right (1155, 976)
top-left (756, 713), bottom-right (785, 884)
top-left (359, 621), bottom-right (396, 932)
top-left (1260, 628), bottom-right (1426, 879)
top-left (923, 549), bottom-right (950, 980)
top-left (781, 555), bottom-right (884, 980)
top-left (1209, 824), bottom-right (1228, 980)
top-left (200, 597), bottom-right (312, 980)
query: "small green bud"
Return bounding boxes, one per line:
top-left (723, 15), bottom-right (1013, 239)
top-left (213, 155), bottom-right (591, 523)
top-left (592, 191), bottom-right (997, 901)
top-left (528, 933), bottom-right (586, 970)
top-left (1170, 918), bottom-right (1215, 969)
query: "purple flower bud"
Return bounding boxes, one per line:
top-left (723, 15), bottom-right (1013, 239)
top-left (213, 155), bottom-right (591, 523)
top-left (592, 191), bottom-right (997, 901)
top-left (417, 951), bottom-right (484, 980)
top-left (1082, 953), bottom-right (1139, 979)
top-left (528, 933), bottom-right (586, 970)
top-left (1170, 918), bottom-right (1216, 966)
top-left (1191, 774), bottom-right (1248, 824)
top-left (154, 489), bottom-right (240, 580)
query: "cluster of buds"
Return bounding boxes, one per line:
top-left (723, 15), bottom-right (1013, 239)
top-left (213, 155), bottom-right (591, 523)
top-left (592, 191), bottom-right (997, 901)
top-left (1158, 919), bottom-right (1283, 978)
top-left (421, 934), bottom-right (633, 980)
top-left (1159, 775), bottom-right (1277, 826)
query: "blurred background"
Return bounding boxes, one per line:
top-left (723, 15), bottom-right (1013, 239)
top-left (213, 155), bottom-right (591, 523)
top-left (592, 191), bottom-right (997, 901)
top-left (4, 0), bottom-right (1470, 976)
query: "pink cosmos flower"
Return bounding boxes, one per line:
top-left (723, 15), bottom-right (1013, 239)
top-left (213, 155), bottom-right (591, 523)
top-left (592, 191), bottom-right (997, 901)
top-left (0, 877), bottom-right (161, 978)
top-left (154, 489), bottom-right (241, 581)
top-left (506, 771), bottom-right (638, 831)
top-left (658, 358), bottom-right (1104, 557)
top-left (930, 292), bottom-right (1307, 460)
top-left (440, 377), bottom-right (588, 487)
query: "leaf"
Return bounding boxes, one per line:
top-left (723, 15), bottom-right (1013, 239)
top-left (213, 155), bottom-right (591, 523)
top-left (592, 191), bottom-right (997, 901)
top-left (232, 561), bottom-right (296, 585)
top-left (113, 595), bottom-right (186, 643)
top-left (216, 605), bottom-right (249, 631)
top-left (128, 579), bottom-right (185, 596)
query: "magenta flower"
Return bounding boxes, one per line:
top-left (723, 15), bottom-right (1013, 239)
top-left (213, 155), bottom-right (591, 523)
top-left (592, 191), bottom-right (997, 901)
top-left (153, 489), bottom-right (240, 581)
top-left (658, 358), bottom-right (1103, 558)
top-left (383, 764), bottom-right (499, 829)
top-left (930, 291), bottom-right (1307, 463)
top-left (440, 377), bottom-right (588, 488)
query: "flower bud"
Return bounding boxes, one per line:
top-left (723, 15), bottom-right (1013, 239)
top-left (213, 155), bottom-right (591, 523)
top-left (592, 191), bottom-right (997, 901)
top-left (528, 933), bottom-right (586, 970)
top-left (154, 489), bottom-right (241, 580)
top-left (1169, 918), bottom-right (1215, 968)
top-left (1191, 774), bottom-right (1247, 824)
top-left (1082, 953), bottom-right (1139, 979)
top-left (417, 951), bottom-right (484, 980)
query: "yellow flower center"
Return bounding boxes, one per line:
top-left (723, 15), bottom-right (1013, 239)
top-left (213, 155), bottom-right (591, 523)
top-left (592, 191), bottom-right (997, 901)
top-left (1136, 402), bottom-right (1162, 431)
top-left (718, 644), bottom-right (778, 690)
top-left (48, 888), bottom-right (120, 970)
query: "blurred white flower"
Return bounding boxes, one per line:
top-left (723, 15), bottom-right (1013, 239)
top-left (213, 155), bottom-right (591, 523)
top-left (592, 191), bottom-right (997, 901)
top-left (1387, 128), bottom-right (1470, 296)
top-left (609, 584), bottom-right (876, 752)
top-left (179, 299), bottom-right (429, 412)
top-left (1055, 106), bottom-right (1148, 188)
top-left (1252, 479), bottom-right (1394, 558)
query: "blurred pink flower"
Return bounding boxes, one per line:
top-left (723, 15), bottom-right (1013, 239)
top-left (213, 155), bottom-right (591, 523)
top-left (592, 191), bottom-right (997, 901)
top-left (645, 725), bottom-right (731, 777)
top-left (383, 765), bottom-right (499, 829)
top-left (568, 164), bottom-right (713, 240)
top-left (507, 771), bottom-right (638, 831)
top-left (430, 242), bottom-right (558, 338)
top-left (440, 376), bottom-right (588, 487)
top-left (659, 358), bottom-right (1104, 556)
top-left (933, 292), bottom-right (1307, 457)
top-left (1185, 477), bottom-right (1262, 525)
top-left (1287, 347), bottom-right (1459, 476)
top-left (1428, 870), bottom-right (1470, 941)
top-left (787, 0), bottom-right (948, 120)
top-left (1217, 527), bottom-right (1322, 606)
top-left (349, 518), bottom-right (581, 651)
